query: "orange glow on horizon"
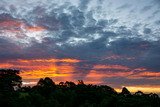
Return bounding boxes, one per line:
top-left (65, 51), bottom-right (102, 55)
top-left (115, 86), bottom-right (160, 93)
top-left (17, 58), bottom-right (80, 79)
top-left (0, 58), bottom-right (80, 80)
top-left (0, 58), bottom-right (160, 93)
top-left (20, 70), bottom-right (70, 79)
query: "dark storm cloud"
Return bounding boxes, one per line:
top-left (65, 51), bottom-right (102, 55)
top-left (0, 38), bottom-right (22, 60)
top-left (105, 38), bottom-right (160, 71)
top-left (53, 35), bottom-right (160, 72)
top-left (138, 41), bottom-right (160, 71)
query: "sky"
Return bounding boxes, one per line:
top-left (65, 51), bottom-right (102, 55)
top-left (0, 0), bottom-right (160, 93)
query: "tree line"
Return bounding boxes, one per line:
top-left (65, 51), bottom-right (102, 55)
top-left (0, 69), bottom-right (160, 107)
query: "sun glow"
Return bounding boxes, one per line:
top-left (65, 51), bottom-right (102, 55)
top-left (115, 86), bottom-right (160, 94)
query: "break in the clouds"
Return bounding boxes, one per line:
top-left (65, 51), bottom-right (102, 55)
top-left (0, 0), bottom-right (160, 92)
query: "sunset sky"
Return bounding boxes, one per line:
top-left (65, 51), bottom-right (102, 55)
top-left (0, 0), bottom-right (160, 93)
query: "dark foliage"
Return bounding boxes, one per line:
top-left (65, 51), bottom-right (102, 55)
top-left (0, 69), bottom-right (160, 107)
top-left (0, 69), bottom-right (22, 91)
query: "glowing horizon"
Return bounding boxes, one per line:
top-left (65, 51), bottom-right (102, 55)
top-left (0, 58), bottom-right (160, 94)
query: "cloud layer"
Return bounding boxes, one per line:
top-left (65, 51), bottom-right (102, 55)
top-left (0, 0), bottom-right (160, 92)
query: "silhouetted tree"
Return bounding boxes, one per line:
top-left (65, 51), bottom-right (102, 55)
top-left (0, 69), bottom-right (160, 107)
top-left (33, 77), bottom-right (56, 97)
top-left (0, 69), bottom-right (22, 107)
top-left (65, 81), bottom-right (76, 88)
top-left (121, 87), bottom-right (131, 96)
top-left (59, 82), bottom-right (65, 86)
top-left (37, 77), bottom-right (55, 87)
top-left (0, 69), bottom-right (22, 91)
top-left (78, 80), bottom-right (84, 85)
top-left (134, 91), bottom-right (144, 96)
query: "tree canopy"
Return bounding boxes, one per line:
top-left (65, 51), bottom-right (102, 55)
top-left (0, 69), bottom-right (22, 91)
top-left (0, 69), bottom-right (160, 107)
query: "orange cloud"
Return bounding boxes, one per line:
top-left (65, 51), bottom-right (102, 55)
top-left (86, 70), bottom-right (133, 78)
top-left (0, 20), bottom-right (22, 28)
top-left (0, 63), bottom-right (13, 68)
top-left (0, 19), bottom-right (46, 33)
top-left (18, 58), bottom-right (80, 63)
top-left (20, 70), bottom-right (70, 79)
top-left (83, 69), bottom-right (133, 85)
top-left (128, 71), bottom-right (160, 79)
top-left (60, 59), bottom-right (80, 63)
top-left (26, 26), bottom-right (46, 31)
top-left (0, 58), bottom-right (80, 81)
top-left (94, 64), bottom-right (130, 70)
top-left (0, 58), bottom-right (160, 94)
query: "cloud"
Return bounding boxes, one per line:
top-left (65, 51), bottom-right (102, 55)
top-left (141, 5), bottom-right (153, 12)
top-left (78, 0), bottom-right (91, 11)
top-left (0, 38), bottom-right (22, 60)
top-left (143, 28), bottom-right (152, 34)
top-left (0, 0), bottom-right (160, 88)
top-left (117, 3), bottom-right (132, 10)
